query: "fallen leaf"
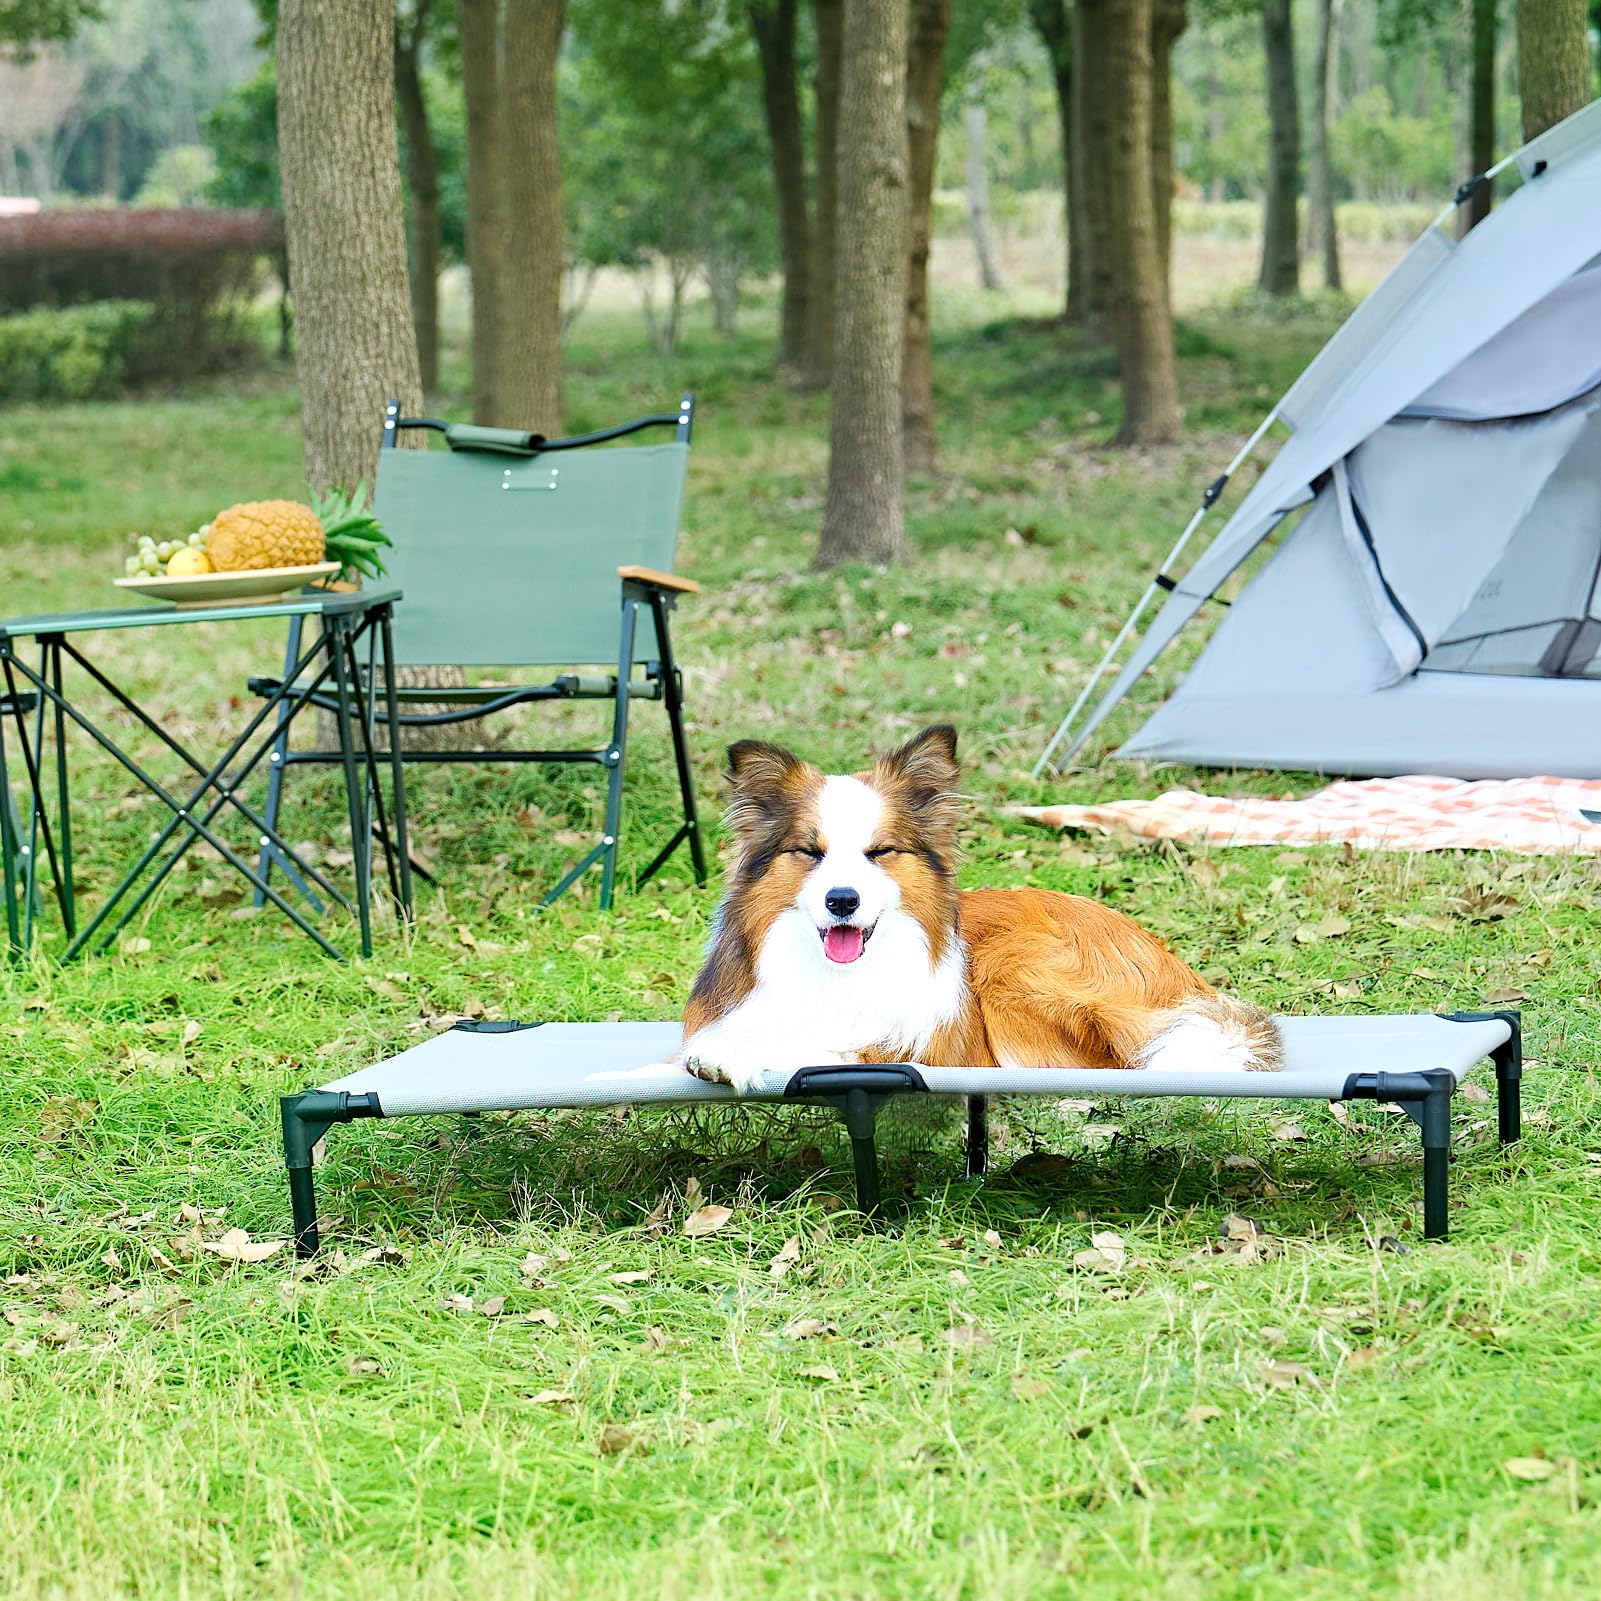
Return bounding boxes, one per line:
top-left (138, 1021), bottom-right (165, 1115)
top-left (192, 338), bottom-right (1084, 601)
top-left (1080, 1123), bottom-right (1120, 1143)
top-left (1073, 1230), bottom-right (1127, 1273)
top-left (949, 1268), bottom-right (971, 1286)
top-left (783, 1315), bottom-right (837, 1340)
top-left (1484, 987), bottom-right (1529, 1004)
top-left (528, 1389), bottom-right (575, 1406)
top-left (455, 923), bottom-right (477, 949)
top-left (683, 1177), bottom-right (704, 1211)
top-left (981, 1229), bottom-right (1003, 1250)
top-left (595, 1294), bottom-right (631, 1314)
top-left (1263, 1360), bottom-right (1320, 1390)
top-left (597, 1424), bottom-right (640, 1456)
top-left (798, 1364), bottom-right (839, 1382)
top-left (683, 1204), bottom-right (733, 1238)
top-left (181, 1020), bottom-right (203, 1047)
top-left (520, 1252), bottom-right (547, 1281)
top-left (945, 1324), bottom-right (992, 1349)
top-left (349, 1356), bottom-right (383, 1375)
top-left (525, 1308), bottom-right (559, 1327)
top-left (1344, 1344), bottom-right (1382, 1371)
top-left (609, 1270), bottom-right (652, 1286)
top-left (479, 1296), bottom-right (507, 1318)
top-left (1503, 1456), bottom-right (1558, 1482)
top-left (1056, 1099), bottom-right (1096, 1116)
top-left (1328, 1102), bottom-right (1350, 1126)
top-left (1184, 1405), bottom-right (1223, 1424)
top-left (444, 1293), bottom-right (474, 1314)
top-left (642, 1326), bottom-right (669, 1351)
top-left (38, 1321), bottom-right (76, 1348)
top-left (1270, 1119), bottom-right (1307, 1142)
top-left (1461, 1082), bottom-right (1491, 1104)
top-left (1315, 913), bottom-right (1351, 938)
top-left (203, 1229), bottom-right (285, 1264)
top-left (769, 1236), bottom-right (801, 1280)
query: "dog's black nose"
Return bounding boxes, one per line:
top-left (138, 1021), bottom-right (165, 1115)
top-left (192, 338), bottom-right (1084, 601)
top-left (824, 887), bottom-right (860, 919)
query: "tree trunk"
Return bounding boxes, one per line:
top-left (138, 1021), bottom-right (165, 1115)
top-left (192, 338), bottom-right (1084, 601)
top-left (1028, 0), bottom-right (1087, 324)
top-left (395, 18), bottom-right (442, 394)
top-left (815, 0), bottom-right (909, 568)
top-left (803, 0), bottom-right (843, 389)
top-left (1073, 0), bottom-right (1115, 335)
top-left (749, 0), bottom-right (811, 372)
top-left (903, 0), bottom-right (952, 477)
top-left (1304, 0), bottom-right (1341, 288)
top-left (500, 0), bottom-right (565, 434)
top-left (459, 0), bottom-right (506, 423)
top-left (1465, 0), bottom-right (1496, 232)
top-left (1081, 0), bottom-right (1180, 445)
top-left (1515, 0), bottom-right (1591, 140)
top-left (277, 0), bottom-right (422, 494)
top-left (1149, 0), bottom-right (1185, 294)
top-left (1257, 0), bottom-right (1299, 297)
top-left (963, 88), bottom-right (1005, 292)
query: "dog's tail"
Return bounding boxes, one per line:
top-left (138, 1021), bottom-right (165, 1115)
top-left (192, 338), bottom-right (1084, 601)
top-left (1132, 994), bottom-right (1283, 1073)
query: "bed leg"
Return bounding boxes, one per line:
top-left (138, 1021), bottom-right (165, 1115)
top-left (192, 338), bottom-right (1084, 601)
top-left (965, 1095), bottom-right (988, 1180)
top-left (1493, 1030), bottom-right (1522, 1146)
top-left (1419, 1074), bottom-right (1453, 1242)
top-left (839, 1087), bottom-right (883, 1215)
top-left (280, 1090), bottom-right (384, 1258)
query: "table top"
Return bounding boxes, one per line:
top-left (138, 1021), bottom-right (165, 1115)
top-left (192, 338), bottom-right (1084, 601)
top-left (0, 587), bottom-right (402, 641)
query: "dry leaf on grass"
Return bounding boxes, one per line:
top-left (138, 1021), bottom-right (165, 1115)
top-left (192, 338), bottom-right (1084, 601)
top-left (1183, 1405), bottom-right (1224, 1424)
top-left (528, 1389), bottom-right (575, 1406)
top-left (683, 1204), bottom-right (733, 1238)
top-left (981, 1229), bottom-right (1003, 1250)
top-left (1483, 987), bottom-right (1529, 1005)
top-left (1270, 1119), bottom-right (1307, 1142)
top-left (443, 1293), bottom-right (474, 1314)
top-left (203, 1229), bottom-right (285, 1264)
top-left (595, 1294), bottom-right (631, 1314)
top-left (479, 1296), bottom-right (507, 1318)
top-left (349, 1356), bottom-right (383, 1375)
top-left (1461, 1082), bottom-right (1491, 1104)
top-left (949, 1268), bottom-right (971, 1287)
top-left (597, 1424), bottom-right (641, 1456)
top-left (1263, 1360), bottom-right (1322, 1390)
top-left (609, 1270), bottom-right (652, 1286)
top-left (769, 1236), bottom-right (801, 1280)
top-left (945, 1324), bottom-right (992, 1349)
top-left (1073, 1231), bottom-right (1126, 1273)
top-left (1503, 1456), bottom-right (1558, 1482)
top-left (525, 1308), bottom-right (559, 1328)
top-left (783, 1315), bottom-right (838, 1340)
top-left (798, 1364), bottom-right (839, 1382)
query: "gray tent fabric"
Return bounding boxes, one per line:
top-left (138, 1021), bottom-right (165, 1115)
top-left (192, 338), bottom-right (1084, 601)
top-left (1049, 99), bottom-right (1601, 779)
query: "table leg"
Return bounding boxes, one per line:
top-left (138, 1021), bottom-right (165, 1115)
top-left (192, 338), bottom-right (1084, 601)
top-left (329, 617), bottom-right (373, 958)
top-left (379, 607), bottom-right (413, 921)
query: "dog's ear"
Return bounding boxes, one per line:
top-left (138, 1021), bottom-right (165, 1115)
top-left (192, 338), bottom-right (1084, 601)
top-left (877, 725), bottom-right (960, 810)
top-left (726, 739), bottom-right (811, 831)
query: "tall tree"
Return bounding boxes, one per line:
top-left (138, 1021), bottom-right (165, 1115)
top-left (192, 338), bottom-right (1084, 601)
top-left (1073, 0), bottom-right (1113, 332)
top-left (1028, 0), bottom-right (1088, 324)
top-left (749, 0), bottom-right (811, 373)
top-left (963, 81), bottom-right (1005, 291)
top-left (1303, 0), bottom-right (1341, 287)
top-left (815, 0), bottom-right (909, 567)
top-left (804, 0), bottom-right (843, 388)
top-left (1079, 0), bottom-right (1181, 444)
top-left (1257, 0), bottom-right (1299, 296)
top-left (458, 0), bottom-right (506, 422)
top-left (1515, 0), bottom-right (1592, 139)
top-left (277, 0), bottom-right (422, 493)
top-left (500, 0), bottom-right (564, 432)
top-left (1465, 0), bottom-right (1496, 231)
top-left (1149, 0), bottom-right (1185, 291)
top-left (903, 0), bottom-right (953, 475)
top-left (394, 0), bottom-right (441, 392)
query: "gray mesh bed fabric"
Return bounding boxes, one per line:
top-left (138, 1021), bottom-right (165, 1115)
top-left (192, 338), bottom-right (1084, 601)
top-left (283, 1010), bottom-right (1522, 1255)
top-left (317, 1013), bottom-right (1512, 1113)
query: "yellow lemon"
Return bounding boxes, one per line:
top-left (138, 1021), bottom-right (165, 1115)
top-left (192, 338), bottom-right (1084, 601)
top-left (165, 547), bottom-right (214, 577)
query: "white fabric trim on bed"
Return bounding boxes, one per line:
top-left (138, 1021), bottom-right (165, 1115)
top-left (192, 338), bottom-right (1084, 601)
top-left (317, 1013), bottom-right (1512, 1119)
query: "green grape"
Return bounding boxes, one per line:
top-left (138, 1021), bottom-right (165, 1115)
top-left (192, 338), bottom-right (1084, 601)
top-left (124, 555), bottom-right (143, 575)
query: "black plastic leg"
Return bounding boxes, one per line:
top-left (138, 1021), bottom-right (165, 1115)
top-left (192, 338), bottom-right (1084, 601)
top-left (1493, 1037), bottom-right (1523, 1146)
top-left (839, 1087), bottom-right (883, 1214)
top-left (281, 1089), bottom-right (383, 1257)
top-left (1419, 1076), bottom-right (1453, 1241)
top-left (966, 1095), bottom-right (988, 1179)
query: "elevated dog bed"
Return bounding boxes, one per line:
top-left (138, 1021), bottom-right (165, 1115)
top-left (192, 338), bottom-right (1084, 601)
top-left (281, 1010), bottom-right (1522, 1255)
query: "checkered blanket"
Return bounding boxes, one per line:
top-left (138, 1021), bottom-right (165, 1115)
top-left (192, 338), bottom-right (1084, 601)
top-left (1015, 775), bottom-right (1601, 854)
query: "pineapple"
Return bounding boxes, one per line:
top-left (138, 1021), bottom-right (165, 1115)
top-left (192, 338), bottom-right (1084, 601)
top-left (208, 500), bottom-right (325, 572)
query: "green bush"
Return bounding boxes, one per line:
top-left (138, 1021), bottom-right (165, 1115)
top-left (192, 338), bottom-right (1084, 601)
top-left (0, 303), bottom-right (151, 403)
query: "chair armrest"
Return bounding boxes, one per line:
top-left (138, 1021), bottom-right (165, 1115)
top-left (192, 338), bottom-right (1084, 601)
top-left (618, 565), bottom-right (701, 595)
top-left (445, 422), bottom-right (546, 455)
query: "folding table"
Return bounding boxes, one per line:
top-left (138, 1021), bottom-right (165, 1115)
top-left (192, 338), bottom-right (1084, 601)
top-left (282, 1008), bottom-right (1522, 1255)
top-left (0, 588), bottom-right (411, 962)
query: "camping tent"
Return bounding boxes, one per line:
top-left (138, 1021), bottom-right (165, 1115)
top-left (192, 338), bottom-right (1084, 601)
top-left (1037, 98), bottom-right (1601, 782)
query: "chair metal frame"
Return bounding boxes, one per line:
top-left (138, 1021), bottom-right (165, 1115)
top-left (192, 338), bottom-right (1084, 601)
top-left (253, 397), bottom-right (706, 911)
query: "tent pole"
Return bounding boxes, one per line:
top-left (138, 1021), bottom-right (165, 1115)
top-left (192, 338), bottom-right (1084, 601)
top-left (1033, 407), bottom-right (1284, 778)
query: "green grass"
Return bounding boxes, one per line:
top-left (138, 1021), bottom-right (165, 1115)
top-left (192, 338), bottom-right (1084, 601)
top-left (3, 284), bottom-right (1601, 1599)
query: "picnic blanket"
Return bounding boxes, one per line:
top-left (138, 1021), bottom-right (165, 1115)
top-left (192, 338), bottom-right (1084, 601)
top-left (1016, 774), bottom-right (1601, 854)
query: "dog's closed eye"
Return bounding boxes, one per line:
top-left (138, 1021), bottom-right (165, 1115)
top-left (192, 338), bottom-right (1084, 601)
top-left (864, 846), bottom-right (901, 860)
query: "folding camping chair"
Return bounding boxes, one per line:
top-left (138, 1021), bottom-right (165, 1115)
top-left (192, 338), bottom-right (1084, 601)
top-left (253, 396), bottom-right (707, 910)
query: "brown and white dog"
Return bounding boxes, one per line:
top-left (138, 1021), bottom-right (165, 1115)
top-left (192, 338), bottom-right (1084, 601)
top-left (677, 725), bottom-right (1280, 1091)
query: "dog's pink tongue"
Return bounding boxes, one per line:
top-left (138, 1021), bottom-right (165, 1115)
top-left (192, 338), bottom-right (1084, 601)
top-left (823, 925), bottom-right (865, 964)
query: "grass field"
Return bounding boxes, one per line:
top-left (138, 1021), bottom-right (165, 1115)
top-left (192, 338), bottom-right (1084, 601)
top-left (3, 275), bottom-right (1600, 1599)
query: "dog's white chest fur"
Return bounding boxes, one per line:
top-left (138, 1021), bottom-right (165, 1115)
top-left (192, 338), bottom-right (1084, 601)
top-left (682, 908), bottom-right (967, 1091)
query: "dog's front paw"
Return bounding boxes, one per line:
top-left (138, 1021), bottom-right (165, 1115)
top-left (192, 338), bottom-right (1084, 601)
top-left (681, 1052), bottom-right (768, 1095)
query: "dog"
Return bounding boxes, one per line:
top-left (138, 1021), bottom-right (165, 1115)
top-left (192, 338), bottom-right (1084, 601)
top-left (676, 725), bottom-right (1281, 1092)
